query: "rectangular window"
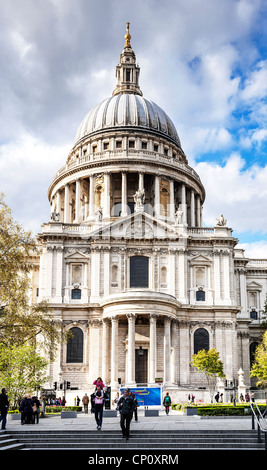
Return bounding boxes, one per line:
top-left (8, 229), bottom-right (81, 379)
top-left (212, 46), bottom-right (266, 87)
top-left (154, 144), bottom-right (159, 152)
top-left (103, 142), bottom-right (109, 150)
top-left (116, 141), bottom-right (122, 149)
top-left (126, 69), bottom-right (131, 81)
top-left (130, 256), bottom-right (149, 288)
top-left (129, 140), bottom-right (135, 148)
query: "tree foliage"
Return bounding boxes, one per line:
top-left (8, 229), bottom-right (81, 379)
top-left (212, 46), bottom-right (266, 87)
top-left (0, 192), bottom-right (63, 358)
top-left (191, 348), bottom-right (225, 402)
top-left (0, 343), bottom-right (49, 408)
top-left (250, 330), bottom-right (267, 387)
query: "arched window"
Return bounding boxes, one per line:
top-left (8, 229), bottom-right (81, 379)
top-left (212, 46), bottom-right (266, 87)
top-left (194, 328), bottom-right (209, 354)
top-left (196, 290), bottom-right (205, 301)
top-left (130, 256), bottom-right (149, 288)
top-left (67, 327), bottom-right (83, 363)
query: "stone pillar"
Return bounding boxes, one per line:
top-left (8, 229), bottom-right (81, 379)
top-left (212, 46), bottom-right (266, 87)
top-left (103, 172), bottom-right (111, 219)
top-left (196, 196), bottom-right (201, 227)
top-left (190, 190), bottom-right (195, 227)
top-left (164, 317), bottom-right (172, 386)
top-left (171, 320), bottom-right (179, 384)
top-left (56, 191), bottom-right (62, 221)
top-left (88, 175), bottom-right (95, 219)
top-left (154, 175), bottom-right (160, 218)
top-left (121, 171), bottom-right (128, 217)
top-left (64, 184), bottom-right (70, 223)
top-left (126, 313), bottom-right (136, 386)
top-left (102, 319), bottom-right (110, 384)
top-left (138, 172), bottom-right (144, 191)
top-left (74, 178), bottom-right (81, 223)
top-left (181, 184), bottom-right (187, 225)
top-left (149, 314), bottom-right (158, 385)
top-left (169, 179), bottom-right (175, 221)
top-left (111, 316), bottom-right (119, 389)
top-left (55, 247), bottom-right (63, 302)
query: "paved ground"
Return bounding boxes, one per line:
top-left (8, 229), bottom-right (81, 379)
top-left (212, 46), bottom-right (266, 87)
top-left (6, 409), bottom-right (254, 432)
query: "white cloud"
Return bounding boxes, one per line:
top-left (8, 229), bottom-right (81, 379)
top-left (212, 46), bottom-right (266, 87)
top-left (196, 153), bottom-right (267, 232)
top-left (238, 241), bottom-right (267, 259)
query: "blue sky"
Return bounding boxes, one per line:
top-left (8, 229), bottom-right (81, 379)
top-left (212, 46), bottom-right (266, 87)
top-left (0, 0), bottom-right (267, 257)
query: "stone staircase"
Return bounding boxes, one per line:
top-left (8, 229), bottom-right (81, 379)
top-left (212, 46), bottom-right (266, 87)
top-left (0, 429), bottom-right (265, 450)
top-left (0, 430), bottom-right (24, 450)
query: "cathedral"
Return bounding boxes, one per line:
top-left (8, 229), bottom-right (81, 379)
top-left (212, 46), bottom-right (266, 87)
top-left (35, 24), bottom-right (266, 402)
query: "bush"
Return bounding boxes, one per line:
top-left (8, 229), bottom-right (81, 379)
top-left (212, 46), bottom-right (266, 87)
top-left (45, 406), bottom-right (82, 414)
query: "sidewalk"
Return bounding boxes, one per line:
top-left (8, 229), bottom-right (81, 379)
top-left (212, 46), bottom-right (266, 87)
top-left (6, 409), bottom-right (253, 432)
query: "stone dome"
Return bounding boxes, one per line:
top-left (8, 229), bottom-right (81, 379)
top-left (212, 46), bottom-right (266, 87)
top-left (74, 93), bottom-right (181, 148)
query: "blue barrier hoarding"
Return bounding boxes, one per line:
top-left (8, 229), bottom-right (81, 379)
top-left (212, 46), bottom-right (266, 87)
top-left (120, 386), bottom-right (161, 406)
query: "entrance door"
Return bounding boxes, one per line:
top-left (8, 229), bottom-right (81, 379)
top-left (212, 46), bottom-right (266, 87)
top-left (135, 349), bottom-right (148, 385)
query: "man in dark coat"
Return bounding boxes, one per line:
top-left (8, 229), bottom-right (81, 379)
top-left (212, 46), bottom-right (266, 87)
top-left (0, 388), bottom-right (9, 430)
top-left (117, 388), bottom-right (135, 440)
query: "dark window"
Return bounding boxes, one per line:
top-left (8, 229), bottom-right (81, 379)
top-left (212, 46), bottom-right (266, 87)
top-left (129, 140), bottom-right (135, 148)
top-left (128, 201), bottom-right (135, 214)
top-left (196, 290), bottom-right (205, 301)
top-left (142, 141), bottom-right (147, 149)
top-left (126, 69), bottom-right (131, 81)
top-left (250, 310), bottom-right (258, 320)
top-left (154, 144), bottom-right (159, 152)
top-left (250, 342), bottom-right (258, 367)
top-left (116, 141), bottom-right (122, 149)
top-left (194, 328), bottom-right (209, 354)
top-left (67, 327), bottom-right (83, 363)
top-left (130, 256), bottom-right (149, 288)
top-left (71, 288), bottom-right (81, 299)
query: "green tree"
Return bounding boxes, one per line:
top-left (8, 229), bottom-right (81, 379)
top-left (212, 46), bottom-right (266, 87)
top-left (190, 348), bottom-right (225, 402)
top-left (250, 330), bottom-right (267, 388)
top-left (0, 193), bottom-right (63, 358)
top-left (0, 343), bottom-right (49, 408)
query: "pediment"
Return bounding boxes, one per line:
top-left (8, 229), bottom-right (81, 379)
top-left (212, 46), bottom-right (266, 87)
top-left (90, 212), bottom-right (181, 240)
top-left (189, 254), bottom-right (212, 266)
top-left (247, 281), bottom-right (262, 290)
top-left (65, 250), bottom-right (89, 261)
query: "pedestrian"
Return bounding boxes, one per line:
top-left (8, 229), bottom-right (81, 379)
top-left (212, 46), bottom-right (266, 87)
top-left (76, 395), bottom-right (81, 406)
top-left (251, 392), bottom-right (255, 403)
top-left (240, 393), bottom-right (244, 403)
top-left (215, 392), bottom-right (219, 403)
top-left (92, 386), bottom-right (108, 430)
top-left (131, 393), bottom-right (139, 421)
top-left (82, 393), bottom-right (89, 414)
top-left (62, 396), bottom-right (66, 406)
top-left (117, 388), bottom-right (135, 440)
top-left (219, 393), bottom-right (223, 403)
top-left (0, 388), bottom-right (9, 430)
top-left (19, 395), bottom-right (34, 424)
top-left (113, 392), bottom-right (119, 409)
top-left (163, 392), bottom-right (171, 415)
top-left (245, 392), bottom-right (250, 402)
top-left (32, 396), bottom-right (41, 424)
top-left (93, 377), bottom-right (105, 390)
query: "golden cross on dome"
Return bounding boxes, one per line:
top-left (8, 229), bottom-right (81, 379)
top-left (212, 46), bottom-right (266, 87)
top-left (124, 22), bottom-right (131, 48)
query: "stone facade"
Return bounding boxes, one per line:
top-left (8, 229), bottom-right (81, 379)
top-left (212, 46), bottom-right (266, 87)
top-left (35, 25), bottom-right (266, 401)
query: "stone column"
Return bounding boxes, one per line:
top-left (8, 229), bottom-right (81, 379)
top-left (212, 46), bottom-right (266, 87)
top-left (181, 184), bottom-right (187, 225)
top-left (103, 172), bottom-right (111, 219)
top-left (88, 175), bottom-right (95, 219)
top-left (196, 196), bottom-right (201, 227)
top-left (64, 184), bottom-right (70, 223)
top-left (138, 172), bottom-right (144, 191)
top-left (164, 317), bottom-right (172, 386)
top-left (111, 316), bottom-right (119, 389)
top-left (74, 178), bottom-right (81, 223)
top-left (149, 314), bottom-right (158, 385)
top-left (190, 190), bottom-right (195, 227)
top-left (171, 320), bottom-right (179, 384)
top-left (169, 179), bottom-right (175, 221)
top-left (121, 171), bottom-right (128, 217)
top-left (126, 313), bottom-right (136, 386)
top-left (102, 318), bottom-right (110, 384)
top-left (56, 191), bottom-right (62, 221)
top-left (154, 175), bottom-right (160, 218)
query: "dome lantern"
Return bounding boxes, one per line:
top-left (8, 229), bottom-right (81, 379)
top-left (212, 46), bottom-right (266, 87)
top-left (112, 22), bottom-right (142, 97)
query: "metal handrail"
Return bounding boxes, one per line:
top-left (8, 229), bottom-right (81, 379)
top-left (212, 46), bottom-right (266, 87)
top-left (250, 403), bottom-right (267, 450)
top-left (255, 403), bottom-right (267, 429)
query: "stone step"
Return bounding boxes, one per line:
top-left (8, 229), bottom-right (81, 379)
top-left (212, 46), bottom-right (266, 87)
top-left (4, 429), bottom-right (265, 450)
